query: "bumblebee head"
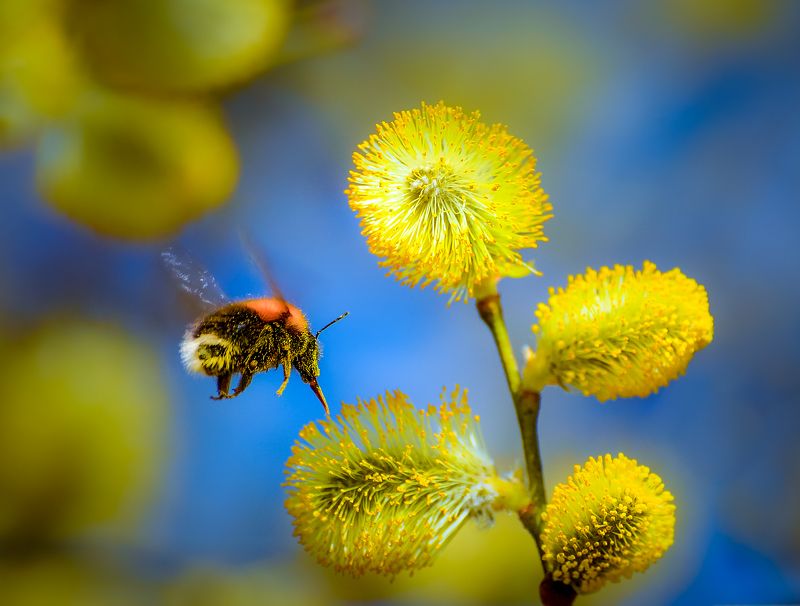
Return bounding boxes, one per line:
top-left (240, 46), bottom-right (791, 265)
top-left (293, 339), bottom-right (326, 413)
top-left (294, 312), bottom-right (348, 416)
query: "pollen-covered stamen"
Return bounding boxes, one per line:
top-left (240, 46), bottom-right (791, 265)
top-left (541, 454), bottom-right (675, 594)
top-left (403, 164), bottom-right (483, 266)
top-left (526, 262), bottom-right (713, 400)
top-left (408, 166), bottom-right (456, 203)
top-left (347, 101), bottom-right (552, 302)
top-left (284, 388), bottom-right (528, 577)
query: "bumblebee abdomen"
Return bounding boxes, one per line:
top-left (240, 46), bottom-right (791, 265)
top-left (181, 304), bottom-right (262, 376)
top-left (180, 331), bottom-right (239, 375)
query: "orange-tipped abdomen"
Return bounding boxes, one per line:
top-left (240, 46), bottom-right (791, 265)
top-left (243, 298), bottom-right (308, 333)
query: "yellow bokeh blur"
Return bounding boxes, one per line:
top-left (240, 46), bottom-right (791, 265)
top-left (292, 6), bottom-right (601, 154)
top-left (0, 0), bottom-right (61, 53)
top-left (66, 0), bottom-right (291, 94)
top-left (35, 90), bottom-right (239, 240)
top-left (0, 16), bottom-right (84, 147)
top-left (659, 0), bottom-right (779, 41)
top-left (321, 512), bottom-right (540, 605)
top-left (0, 319), bottom-right (168, 542)
top-left (163, 564), bottom-right (328, 606)
top-left (0, 556), bottom-right (147, 606)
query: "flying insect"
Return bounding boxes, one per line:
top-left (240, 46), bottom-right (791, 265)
top-left (162, 247), bottom-right (347, 414)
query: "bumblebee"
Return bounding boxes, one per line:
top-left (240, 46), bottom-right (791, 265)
top-left (163, 249), bottom-right (346, 414)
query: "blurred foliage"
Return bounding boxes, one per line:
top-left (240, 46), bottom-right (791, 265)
top-left (0, 319), bottom-right (168, 543)
top-left (289, 5), bottom-right (602, 154)
top-left (656, 0), bottom-right (781, 41)
top-left (320, 513), bottom-right (539, 604)
top-left (0, 0), bottom-right (322, 240)
top-left (0, 0), bottom-right (60, 53)
top-left (160, 511), bottom-right (655, 606)
top-left (158, 517), bottom-right (538, 606)
top-left (0, 555), bottom-right (148, 606)
top-left (35, 90), bottom-right (239, 240)
top-left (65, 0), bottom-right (291, 94)
top-left (0, 16), bottom-right (83, 147)
top-left (163, 563), bottom-right (328, 606)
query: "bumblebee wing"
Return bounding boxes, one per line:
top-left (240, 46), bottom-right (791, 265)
top-left (239, 231), bottom-right (290, 314)
top-left (161, 247), bottom-right (229, 310)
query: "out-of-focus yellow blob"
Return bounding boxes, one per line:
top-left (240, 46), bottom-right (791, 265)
top-left (0, 20), bottom-right (84, 147)
top-left (35, 90), bottom-right (239, 240)
top-left (294, 7), bottom-right (600, 154)
top-left (67, 0), bottom-right (291, 93)
top-left (0, 556), bottom-right (147, 606)
top-left (659, 0), bottom-right (779, 41)
top-left (0, 0), bottom-right (60, 52)
top-left (0, 319), bottom-right (168, 542)
top-left (321, 512), bottom-right (539, 604)
top-left (163, 564), bottom-right (328, 606)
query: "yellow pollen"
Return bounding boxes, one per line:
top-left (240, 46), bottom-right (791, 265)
top-left (347, 101), bottom-right (552, 302)
top-left (283, 388), bottom-right (527, 577)
top-left (525, 261), bottom-right (713, 399)
top-left (540, 453), bottom-right (675, 594)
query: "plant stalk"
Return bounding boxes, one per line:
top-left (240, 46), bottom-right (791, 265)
top-left (475, 293), bottom-right (545, 559)
top-left (476, 288), bottom-right (576, 605)
top-left (475, 292), bottom-right (520, 395)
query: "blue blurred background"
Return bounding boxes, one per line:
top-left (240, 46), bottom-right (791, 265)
top-left (1, 1), bottom-right (799, 604)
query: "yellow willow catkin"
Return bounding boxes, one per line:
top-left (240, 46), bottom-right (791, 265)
top-left (541, 453), bottom-right (676, 594)
top-left (526, 261), bottom-right (713, 400)
top-left (346, 101), bottom-right (552, 302)
top-left (284, 388), bottom-right (528, 577)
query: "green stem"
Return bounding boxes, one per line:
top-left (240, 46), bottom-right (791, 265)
top-left (514, 388), bottom-right (546, 554)
top-left (476, 292), bottom-right (576, 606)
top-left (477, 289), bottom-right (575, 605)
top-left (476, 293), bottom-right (520, 395)
top-left (475, 292), bottom-right (547, 566)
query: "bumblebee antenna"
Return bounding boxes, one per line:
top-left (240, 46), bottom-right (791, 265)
top-left (316, 311), bottom-right (349, 339)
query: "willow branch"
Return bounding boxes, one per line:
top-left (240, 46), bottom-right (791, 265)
top-left (475, 291), bottom-right (546, 565)
top-left (476, 292), bottom-right (520, 395)
top-left (476, 288), bottom-right (575, 605)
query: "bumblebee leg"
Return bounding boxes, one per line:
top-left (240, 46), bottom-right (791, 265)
top-left (231, 371), bottom-right (254, 397)
top-left (276, 360), bottom-right (291, 396)
top-left (211, 373), bottom-right (233, 400)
